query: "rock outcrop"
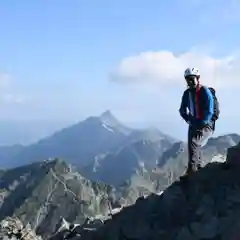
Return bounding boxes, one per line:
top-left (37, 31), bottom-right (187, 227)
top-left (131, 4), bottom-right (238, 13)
top-left (0, 217), bottom-right (41, 240)
top-left (49, 217), bottom-right (105, 240)
top-left (81, 142), bottom-right (240, 239)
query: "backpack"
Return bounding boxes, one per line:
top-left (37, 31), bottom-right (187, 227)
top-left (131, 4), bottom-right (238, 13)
top-left (208, 87), bottom-right (220, 121)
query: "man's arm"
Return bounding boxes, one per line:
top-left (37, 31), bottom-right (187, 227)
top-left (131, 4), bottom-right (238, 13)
top-left (201, 87), bottom-right (214, 124)
top-left (179, 90), bottom-right (190, 123)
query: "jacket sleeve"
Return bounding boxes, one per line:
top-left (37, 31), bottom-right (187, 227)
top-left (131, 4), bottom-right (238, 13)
top-left (179, 90), bottom-right (190, 123)
top-left (200, 87), bottom-right (214, 124)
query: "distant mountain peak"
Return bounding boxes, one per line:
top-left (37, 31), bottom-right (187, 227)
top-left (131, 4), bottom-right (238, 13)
top-left (100, 110), bottom-right (113, 118)
top-left (98, 110), bottom-right (132, 136)
top-left (99, 110), bottom-right (118, 124)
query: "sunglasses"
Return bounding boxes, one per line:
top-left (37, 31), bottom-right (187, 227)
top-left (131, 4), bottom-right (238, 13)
top-left (185, 76), bottom-right (197, 82)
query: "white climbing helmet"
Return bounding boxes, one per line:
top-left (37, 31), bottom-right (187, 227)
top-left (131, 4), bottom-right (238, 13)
top-left (184, 67), bottom-right (200, 78)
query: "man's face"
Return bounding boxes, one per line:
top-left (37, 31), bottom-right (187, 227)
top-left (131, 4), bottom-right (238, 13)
top-left (185, 75), bottom-right (198, 88)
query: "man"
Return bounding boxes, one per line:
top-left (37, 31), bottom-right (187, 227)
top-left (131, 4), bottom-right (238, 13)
top-left (179, 67), bottom-right (215, 176)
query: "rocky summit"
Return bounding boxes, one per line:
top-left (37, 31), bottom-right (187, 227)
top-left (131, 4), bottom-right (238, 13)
top-left (0, 217), bottom-right (41, 240)
top-left (82, 142), bottom-right (240, 240)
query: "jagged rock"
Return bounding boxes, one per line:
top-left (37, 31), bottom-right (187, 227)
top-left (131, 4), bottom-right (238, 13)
top-left (49, 216), bottom-right (105, 240)
top-left (0, 217), bottom-right (41, 240)
top-left (0, 159), bottom-right (119, 238)
top-left (80, 144), bottom-right (240, 239)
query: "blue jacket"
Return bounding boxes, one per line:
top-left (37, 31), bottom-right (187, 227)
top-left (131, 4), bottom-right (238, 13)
top-left (179, 86), bottom-right (214, 127)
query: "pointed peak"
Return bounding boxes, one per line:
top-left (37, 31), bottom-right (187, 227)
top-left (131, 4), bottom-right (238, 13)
top-left (99, 110), bottom-right (118, 124)
top-left (100, 110), bottom-right (114, 118)
top-left (98, 110), bottom-right (132, 134)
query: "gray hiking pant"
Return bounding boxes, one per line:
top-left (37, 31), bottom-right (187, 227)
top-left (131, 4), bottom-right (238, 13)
top-left (187, 124), bottom-right (213, 174)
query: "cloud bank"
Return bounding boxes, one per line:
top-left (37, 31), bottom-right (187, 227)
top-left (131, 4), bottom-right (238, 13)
top-left (110, 50), bottom-right (239, 88)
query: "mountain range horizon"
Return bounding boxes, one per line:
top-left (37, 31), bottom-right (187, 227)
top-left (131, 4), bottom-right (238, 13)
top-left (0, 108), bottom-right (238, 239)
top-left (1, 109), bottom-right (236, 148)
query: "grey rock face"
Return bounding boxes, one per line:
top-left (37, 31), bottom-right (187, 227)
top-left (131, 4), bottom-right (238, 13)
top-left (0, 159), bottom-right (118, 239)
top-left (81, 143), bottom-right (240, 240)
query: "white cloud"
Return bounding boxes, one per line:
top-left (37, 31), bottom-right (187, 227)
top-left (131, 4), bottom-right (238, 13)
top-left (110, 50), bottom-right (240, 88)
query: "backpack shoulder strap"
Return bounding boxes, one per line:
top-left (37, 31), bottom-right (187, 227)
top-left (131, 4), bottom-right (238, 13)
top-left (201, 85), bottom-right (215, 97)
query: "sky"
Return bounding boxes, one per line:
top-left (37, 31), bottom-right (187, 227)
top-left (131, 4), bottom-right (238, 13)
top-left (1, 0), bottom-right (240, 141)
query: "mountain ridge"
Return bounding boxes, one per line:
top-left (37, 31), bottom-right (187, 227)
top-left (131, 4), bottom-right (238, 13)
top-left (81, 136), bottom-right (174, 187)
top-left (0, 158), bottom-right (119, 238)
top-left (0, 111), bottom-right (176, 170)
top-left (0, 123), bottom-right (239, 239)
top-left (82, 143), bottom-right (240, 240)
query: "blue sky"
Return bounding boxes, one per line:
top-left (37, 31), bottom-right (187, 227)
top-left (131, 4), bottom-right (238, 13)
top-left (0, 0), bottom-right (240, 141)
